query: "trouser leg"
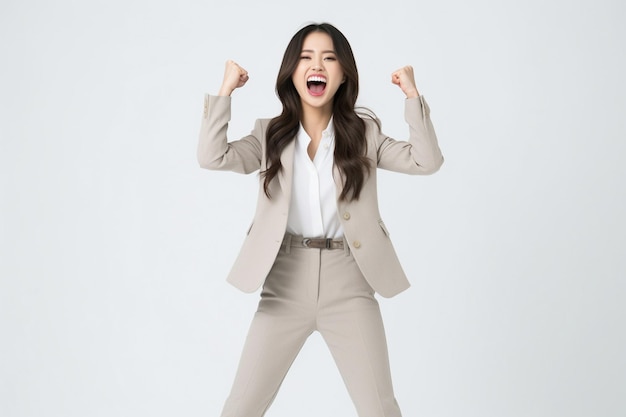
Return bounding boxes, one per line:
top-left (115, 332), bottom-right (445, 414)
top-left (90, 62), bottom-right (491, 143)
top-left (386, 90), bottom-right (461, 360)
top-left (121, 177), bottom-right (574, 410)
top-left (220, 246), bottom-right (318, 417)
top-left (317, 249), bottom-right (402, 417)
top-left (219, 310), bottom-right (312, 417)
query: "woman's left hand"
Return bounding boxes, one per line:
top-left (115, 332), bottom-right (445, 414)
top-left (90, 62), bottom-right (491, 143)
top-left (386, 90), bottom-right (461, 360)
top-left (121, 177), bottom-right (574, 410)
top-left (391, 66), bottom-right (420, 98)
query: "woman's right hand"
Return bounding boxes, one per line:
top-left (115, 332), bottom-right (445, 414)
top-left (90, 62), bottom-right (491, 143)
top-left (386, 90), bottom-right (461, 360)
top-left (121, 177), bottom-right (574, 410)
top-left (218, 60), bottom-right (249, 96)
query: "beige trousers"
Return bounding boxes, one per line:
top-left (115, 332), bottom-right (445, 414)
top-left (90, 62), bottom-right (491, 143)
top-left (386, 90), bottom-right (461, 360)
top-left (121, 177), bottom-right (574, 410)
top-left (220, 236), bottom-right (402, 417)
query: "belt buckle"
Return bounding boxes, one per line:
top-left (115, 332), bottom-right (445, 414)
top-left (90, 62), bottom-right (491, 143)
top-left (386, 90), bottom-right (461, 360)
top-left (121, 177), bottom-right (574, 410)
top-left (325, 238), bottom-right (332, 249)
top-left (302, 238), bottom-right (311, 247)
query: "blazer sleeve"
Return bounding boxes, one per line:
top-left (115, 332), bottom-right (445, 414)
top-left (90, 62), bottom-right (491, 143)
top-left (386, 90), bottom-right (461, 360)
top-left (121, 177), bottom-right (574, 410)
top-left (374, 96), bottom-right (444, 175)
top-left (197, 94), bottom-right (263, 174)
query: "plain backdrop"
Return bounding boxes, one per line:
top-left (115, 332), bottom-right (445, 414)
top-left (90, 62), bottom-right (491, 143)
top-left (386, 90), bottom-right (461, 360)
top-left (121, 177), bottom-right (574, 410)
top-left (1, 0), bottom-right (625, 416)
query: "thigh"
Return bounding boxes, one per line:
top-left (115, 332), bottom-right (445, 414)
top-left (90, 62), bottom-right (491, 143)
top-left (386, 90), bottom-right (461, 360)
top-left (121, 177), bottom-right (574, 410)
top-left (221, 310), bottom-right (313, 416)
top-left (319, 306), bottom-right (401, 417)
top-left (260, 245), bottom-right (321, 307)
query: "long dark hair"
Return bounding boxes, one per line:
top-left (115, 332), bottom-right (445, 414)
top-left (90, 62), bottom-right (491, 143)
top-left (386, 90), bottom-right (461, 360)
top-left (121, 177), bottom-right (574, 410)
top-left (262, 23), bottom-right (372, 201)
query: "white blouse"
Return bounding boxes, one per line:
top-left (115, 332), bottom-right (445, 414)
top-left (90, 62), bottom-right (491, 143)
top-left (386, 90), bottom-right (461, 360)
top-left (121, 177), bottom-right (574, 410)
top-left (286, 120), bottom-right (343, 239)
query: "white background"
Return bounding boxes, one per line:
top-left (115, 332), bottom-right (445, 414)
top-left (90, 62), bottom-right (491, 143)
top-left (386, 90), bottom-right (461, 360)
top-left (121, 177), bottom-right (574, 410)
top-left (1, 0), bottom-right (625, 416)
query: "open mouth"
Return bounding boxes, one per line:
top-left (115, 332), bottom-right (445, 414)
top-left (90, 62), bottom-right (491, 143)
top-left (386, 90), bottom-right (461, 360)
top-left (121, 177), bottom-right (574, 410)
top-left (307, 75), bottom-right (327, 96)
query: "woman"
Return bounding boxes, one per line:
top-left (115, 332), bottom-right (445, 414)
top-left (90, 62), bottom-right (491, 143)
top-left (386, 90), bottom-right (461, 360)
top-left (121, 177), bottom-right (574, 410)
top-left (199, 22), bottom-right (443, 417)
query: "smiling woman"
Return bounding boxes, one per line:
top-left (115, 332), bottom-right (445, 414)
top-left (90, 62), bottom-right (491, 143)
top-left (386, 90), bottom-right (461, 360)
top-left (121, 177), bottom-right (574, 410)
top-left (264, 24), bottom-right (371, 202)
top-left (197, 22), bottom-right (443, 417)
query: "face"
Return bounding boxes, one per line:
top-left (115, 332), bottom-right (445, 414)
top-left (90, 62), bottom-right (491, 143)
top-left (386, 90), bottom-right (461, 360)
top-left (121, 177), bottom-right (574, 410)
top-left (291, 31), bottom-right (345, 114)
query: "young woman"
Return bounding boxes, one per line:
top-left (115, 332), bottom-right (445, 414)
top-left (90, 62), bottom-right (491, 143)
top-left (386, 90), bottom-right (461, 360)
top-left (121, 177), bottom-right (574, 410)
top-left (198, 23), bottom-right (443, 417)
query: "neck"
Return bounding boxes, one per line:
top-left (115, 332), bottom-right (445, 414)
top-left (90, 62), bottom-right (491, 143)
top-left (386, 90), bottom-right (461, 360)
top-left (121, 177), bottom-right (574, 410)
top-left (300, 104), bottom-right (332, 140)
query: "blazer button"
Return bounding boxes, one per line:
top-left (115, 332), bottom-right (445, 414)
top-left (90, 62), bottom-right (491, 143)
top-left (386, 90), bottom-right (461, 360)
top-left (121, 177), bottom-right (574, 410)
top-left (353, 240), bottom-right (361, 248)
top-left (343, 212), bottom-right (351, 220)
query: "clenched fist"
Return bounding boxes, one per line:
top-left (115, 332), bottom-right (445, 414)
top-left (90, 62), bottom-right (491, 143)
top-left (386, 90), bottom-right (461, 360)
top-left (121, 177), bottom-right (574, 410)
top-left (391, 66), bottom-right (420, 98)
top-left (218, 60), bottom-right (249, 96)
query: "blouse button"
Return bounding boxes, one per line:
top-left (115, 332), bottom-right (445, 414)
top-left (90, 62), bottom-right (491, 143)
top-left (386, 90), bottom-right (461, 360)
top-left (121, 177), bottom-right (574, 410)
top-left (343, 212), bottom-right (351, 220)
top-left (353, 240), bottom-right (361, 249)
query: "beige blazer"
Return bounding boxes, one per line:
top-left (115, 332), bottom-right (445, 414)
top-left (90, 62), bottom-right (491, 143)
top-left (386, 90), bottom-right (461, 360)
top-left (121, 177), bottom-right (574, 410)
top-left (198, 94), bottom-right (443, 298)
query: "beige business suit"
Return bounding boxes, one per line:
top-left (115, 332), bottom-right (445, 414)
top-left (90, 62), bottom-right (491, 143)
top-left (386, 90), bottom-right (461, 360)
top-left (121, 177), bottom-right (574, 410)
top-left (198, 94), bottom-right (443, 417)
top-left (199, 94), bottom-right (443, 297)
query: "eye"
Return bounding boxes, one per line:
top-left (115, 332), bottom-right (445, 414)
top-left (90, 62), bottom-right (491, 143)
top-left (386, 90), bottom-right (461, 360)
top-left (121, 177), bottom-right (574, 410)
top-left (324, 56), bottom-right (336, 61)
top-left (300, 55), bottom-right (311, 60)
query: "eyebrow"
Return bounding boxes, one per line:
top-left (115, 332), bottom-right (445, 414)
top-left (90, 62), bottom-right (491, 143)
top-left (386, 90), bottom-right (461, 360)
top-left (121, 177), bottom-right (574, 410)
top-left (301, 49), bottom-right (337, 54)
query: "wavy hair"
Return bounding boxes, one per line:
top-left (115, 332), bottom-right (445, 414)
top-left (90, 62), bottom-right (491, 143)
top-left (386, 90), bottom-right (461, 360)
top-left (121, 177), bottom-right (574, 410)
top-left (262, 23), bottom-right (373, 201)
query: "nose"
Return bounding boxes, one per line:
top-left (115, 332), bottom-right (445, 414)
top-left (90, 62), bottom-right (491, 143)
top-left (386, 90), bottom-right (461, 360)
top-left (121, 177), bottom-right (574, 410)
top-left (311, 57), bottom-right (323, 71)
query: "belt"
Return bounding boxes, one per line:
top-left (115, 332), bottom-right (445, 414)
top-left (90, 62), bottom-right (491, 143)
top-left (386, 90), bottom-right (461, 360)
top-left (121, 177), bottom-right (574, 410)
top-left (284, 234), bottom-right (344, 249)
